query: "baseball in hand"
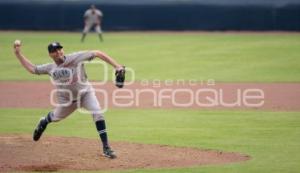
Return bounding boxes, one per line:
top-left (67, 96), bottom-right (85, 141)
top-left (14, 40), bottom-right (21, 46)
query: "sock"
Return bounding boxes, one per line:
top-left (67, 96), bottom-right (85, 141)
top-left (98, 34), bottom-right (103, 42)
top-left (95, 120), bottom-right (109, 148)
top-left (81, 33), bottom-right (86, 42)
top-left (39, 112), bottom-right (52, 129)
top-left (45, 112), bottom-right (52, 123)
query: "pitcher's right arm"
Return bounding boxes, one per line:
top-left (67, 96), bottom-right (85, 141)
top-left (13, 40), bottom-right (36, 74)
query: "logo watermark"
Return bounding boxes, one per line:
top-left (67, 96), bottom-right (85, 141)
top-left (49, 61), bottom-right (265, 114)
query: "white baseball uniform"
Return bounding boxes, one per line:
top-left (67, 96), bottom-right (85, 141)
top-left (34, 51), bottom-right (104, 122)
top-left (83, 9), bottom-right (103, 34)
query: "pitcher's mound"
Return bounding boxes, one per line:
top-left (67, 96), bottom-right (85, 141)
top-left (0, 134), bottom-right (250, 172)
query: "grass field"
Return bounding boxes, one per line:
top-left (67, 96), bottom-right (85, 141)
top-left (1, 31), bottom-right (300, 82)
top-left (1, 31), bottom-right (300, 173)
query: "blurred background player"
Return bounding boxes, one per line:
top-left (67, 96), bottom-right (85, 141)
top-left (81, 5), bottom-right (104, 42)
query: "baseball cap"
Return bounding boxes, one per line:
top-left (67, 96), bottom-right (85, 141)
top-left (48, 42), bottom-right (63, 53)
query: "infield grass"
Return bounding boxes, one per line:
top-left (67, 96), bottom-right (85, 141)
top-left (0, 108), bottom-right (299, 173)
top-left (1, 31), bottom-right (300, 82)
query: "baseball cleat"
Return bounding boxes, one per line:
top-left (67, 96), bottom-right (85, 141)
top-left (103, 146), bottom-right (117, 159)
top-left (33, 117), bottom-right (48, 141)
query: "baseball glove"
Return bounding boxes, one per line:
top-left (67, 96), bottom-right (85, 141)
top-left (115, 66), bottom-right (125, 88)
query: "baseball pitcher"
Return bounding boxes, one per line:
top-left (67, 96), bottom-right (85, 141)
top-left (13, 40), bottom-right (125, 159)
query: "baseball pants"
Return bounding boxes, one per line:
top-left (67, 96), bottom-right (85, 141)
top-left (83, 23), bottom-right (102, 34)
top-left (50, 90), bottom-right (104, 122)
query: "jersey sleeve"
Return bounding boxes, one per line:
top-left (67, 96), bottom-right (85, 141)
top-left (84, 10), bottom-right (89, 18)
top-left (34, 63), bottom-right (53, 75)
top-left (97, 10), bottom-right (103, 17)
top-left (67, 51), bottom-right (96, 65)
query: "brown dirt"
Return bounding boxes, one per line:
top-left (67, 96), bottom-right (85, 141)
top-left (0, 134), bottom-right (249, 172)
top-left (0, 81), bottom-right (299, 111)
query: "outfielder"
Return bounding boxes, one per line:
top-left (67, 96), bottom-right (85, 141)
top-left (81, 5), bottom-right (104, 42)
top-left (13, 40), bottom-right (125, 159)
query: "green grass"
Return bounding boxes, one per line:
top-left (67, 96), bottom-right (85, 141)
top-left (1, 31), bottom-right (300, 82)
top-left (1, 30), bottom-right (300, 173)
top-left (1, 108), bottom-right (300, 173)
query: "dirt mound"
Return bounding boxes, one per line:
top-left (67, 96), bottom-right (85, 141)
top-left (0, 134), bottom-right (249, 172)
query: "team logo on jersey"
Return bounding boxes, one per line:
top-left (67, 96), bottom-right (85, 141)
top-left (52, 68), bottom-right (74, 84)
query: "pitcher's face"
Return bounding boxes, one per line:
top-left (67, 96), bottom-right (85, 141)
top-left (49, 48), bottom-right (64, 62)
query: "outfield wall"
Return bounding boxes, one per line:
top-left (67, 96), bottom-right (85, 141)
top-left (0, 1), bottom-right (299, 31)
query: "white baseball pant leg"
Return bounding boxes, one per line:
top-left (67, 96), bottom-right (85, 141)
top-left (83, 23), bottom-right (93, 34)
top-left (51, 102), bottom-right (77, 122)
top-left (95, 25), bottom-right (102, 34)
top-left (80, 90), bottom-right (105, 122)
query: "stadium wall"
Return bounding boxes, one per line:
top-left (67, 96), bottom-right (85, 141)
top-left (0, 2), bottom-right (299, 31)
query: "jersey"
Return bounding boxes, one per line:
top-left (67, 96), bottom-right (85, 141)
top-left (84, 9), bottom-right (103, 25)
top-left (34, 51), bottom-right (95, 104)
